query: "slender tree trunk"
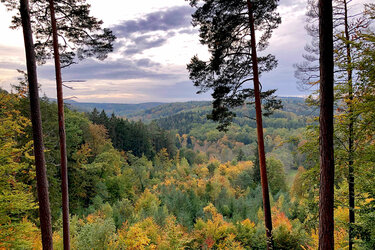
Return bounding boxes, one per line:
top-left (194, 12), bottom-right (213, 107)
top-left (48, 1), bottom-right (70, 249)
top-left (343, 1), bottom-right (355, 249)
top-left (20, 0), bottom-right (53, 249)
top-left (247, 1), bottom-right (273, 249)
top-left (318, 0), bottom-right (335, 249)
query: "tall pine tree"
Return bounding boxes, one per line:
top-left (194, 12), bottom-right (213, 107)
top-left (318, 0), bottom-right (334, 248)
top-left (187, 0), bottom-right (281, 247)
top-left (19, 0), bottom-right (53, 248)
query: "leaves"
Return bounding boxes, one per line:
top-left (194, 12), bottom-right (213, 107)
top-left (187, 0), bottom-right (282, 131)
top-left (3, 0), bottom-right (115, 67)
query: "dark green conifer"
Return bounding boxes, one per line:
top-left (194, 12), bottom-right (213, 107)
top-left (187, 0), bottom-right (282, 131)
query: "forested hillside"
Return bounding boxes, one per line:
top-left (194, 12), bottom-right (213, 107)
top-left (1, 0), bottom-right (375, 249)
top-left (2, 86), bottom-right (374, 249)
top-left (0, 88), bottom-right (308, 248)
top-left (67, 97), bottom-right (316, 122)
top-left (66, 101), bottom-right (164, 117)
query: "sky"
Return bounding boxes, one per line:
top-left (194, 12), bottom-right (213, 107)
top-left (0, 0), bottom-right (369, 103)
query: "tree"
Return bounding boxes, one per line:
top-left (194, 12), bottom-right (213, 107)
top-left (318, 0), bottom-right (335, 248)
top-left (47, 1), bottom-right (71, 248)
top-left (46, 1), bottom-right (114, 247)
top-left (295, 1), bottom-right (373, 248)
top-left (352, 5), bottom-right (375, 247)
top-left (187, 1), bottom-right (281, 247)
top-left (3, 1), bottom-right (115, 248)
top-left (266, 157), bottom-right (287, 195)
top-left (18, 0), bottom-right (53, 248)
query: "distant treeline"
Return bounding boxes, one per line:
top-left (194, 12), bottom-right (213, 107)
top-left (88, 108), bottom-right (177, 159)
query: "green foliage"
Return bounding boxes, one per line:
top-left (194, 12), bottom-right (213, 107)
top-left (89, 109), bottom-right (177, 159)
top-left (3, 0), bottom-right (115, 67)
top-left (0, 91), bottom-right (39, 249)
top-left (187, 0), bottom-right (282, 131)
top-left (3, 75), bottom-right (375, 248)
top-left (76, 215), bottom-right (116, 250)
top-left (267, 157), bottom-right (287, 195)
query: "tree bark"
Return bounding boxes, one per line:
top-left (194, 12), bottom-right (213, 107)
top-left (343, 1), bottom-right (355, 249)
top-left (247, 1), bottom-right (273, 249)
top-left (48, 1), bottom-right (70, 249)
top-left (318, 0), bottom-right (335, 249)
top-left (20, 0), bottom-right (53, 249)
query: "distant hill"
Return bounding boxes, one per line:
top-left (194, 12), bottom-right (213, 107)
top-left (128, 97), bottom-right (316, 122)
top-left (126, 101), bottom-right (212, 121)
top-left (66, 97), bottom-right (315, 122)
top-left (78, 96), bottom-right (315, 169)
top-left (153, 97), bottom-right (316, 134)
top-left (65, 100), bottom-right (164, 117)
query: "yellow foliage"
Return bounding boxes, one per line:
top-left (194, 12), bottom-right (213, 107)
top-left (72, 143), bottom-right (92, 165)
top-left (306, 207), bottom-right (350, 249)
top-left (0, 218), bottom-right (41, 249)
top-left (119, 222), bottom-right (151, 249)
top-left (114, 218), bottom-right (162, 249)
top-left (86, 123), bottom-right (111, 155)
top-left (163, 176), bottom-right (176, 187)
top-left (192, 204), bottom-right (241, 249)
top-left (240, 218), bottom-right (256, 229)
top-left (194, 164), bottom-right (209, 178)
top-left (159, 216), bottom-right (190, 249)
top-left (134, 189), bottom-right (161, 214)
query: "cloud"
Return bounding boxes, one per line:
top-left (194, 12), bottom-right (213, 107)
top-left (0, 1), bottom-right (317, 103)
top-left (113, 6), bottom-right (193, 36)
top-left (27, 4), bottom-right (198, 100)
top-left (59, 79), bottom-right (211, 103)
top-left (111, 6), bottom-right (195, 56)
top-left (178, 27), bottom-right (197, 35)
top-left (123, 34), bottom-right (169, 55)
top-left (257, 0), bottom-right (310, 97)
top-left (37, 58), bottom-right (179, 82)
top-left (0, 62), bottom-right (25, 70)
top-left (145, 80), bottom-right (210, 100)
top-left (135, 58), bottom-right (160, 67)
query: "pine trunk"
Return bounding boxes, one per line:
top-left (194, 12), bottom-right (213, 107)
top-left (20, 0), bottom-right (53, 248)
top-left (318, 0), bottom-right (335, 249)
top-left (247, 1), bottom-right (273, 249)
top-left (343, 1), bottom-right (355, 249)
top-left (48, 0), bottom-right (71, 249)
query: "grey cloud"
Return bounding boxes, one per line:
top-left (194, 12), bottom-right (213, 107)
top-left (124, 35), bottom-right (169, 55)
top-left (178, 27), bottom-right (197, 35)
top-left (280, 0), bottom-right (306, 8)
top-left (125, 80), bottom-right (212, 103)
top-left (0, 62), bottom-right (25, 70)
top-left (113, 6), bottom-right (193, 37)
top-left (37, 58), bottom-right (178, 81)
top-left (144, 80), bottom-right (207, 99)
top-left (112, 6), bottom-right (194, 56)
top-left (136, 58), bottom-right (160, 67)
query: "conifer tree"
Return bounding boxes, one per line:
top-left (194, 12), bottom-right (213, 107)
top-left (318, 0), bottom-right (334, 248)
top-left (18, 0), bottom-right (53, 248)
top-left (187, 0), bottom-right (281, 247)
top-left (3, 2), bottom-right (115, 248)
top-left (295, 1), bottom-right (373, 248)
